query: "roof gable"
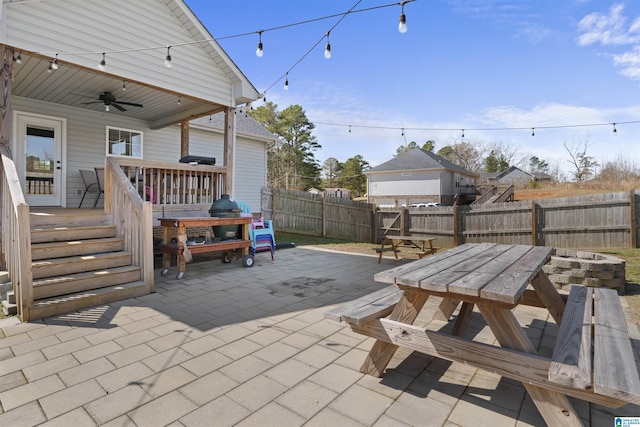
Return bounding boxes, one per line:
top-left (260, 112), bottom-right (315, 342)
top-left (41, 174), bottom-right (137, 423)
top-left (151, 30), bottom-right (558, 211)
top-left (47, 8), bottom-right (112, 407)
top-left (367, 148), bottom-right (477, 177)
top-left (2, 0), bottom-right (258, 106)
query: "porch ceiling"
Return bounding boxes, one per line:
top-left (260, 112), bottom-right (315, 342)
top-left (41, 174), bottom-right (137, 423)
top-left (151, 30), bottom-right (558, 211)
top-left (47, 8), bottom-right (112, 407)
top-left (11, 52), bottom-right (227, 129)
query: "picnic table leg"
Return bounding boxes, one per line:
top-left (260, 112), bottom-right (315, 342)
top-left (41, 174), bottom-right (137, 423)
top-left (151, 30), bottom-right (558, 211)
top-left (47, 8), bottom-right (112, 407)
top-left (477, 303), bottom-right (583, 427)
top-left (360, 290), bottom-right (429, 377)
top-left (531, 272), bottom-right (565, 325)
top-left (451, 302), bottom-right (474, 337)
top-left (433, 298), bottom-right (460, 321)
top-left (161, 224), bottom-right (171, 273)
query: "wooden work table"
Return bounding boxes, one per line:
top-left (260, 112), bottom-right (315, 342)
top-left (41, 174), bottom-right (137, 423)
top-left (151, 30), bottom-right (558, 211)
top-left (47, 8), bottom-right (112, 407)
top-left (158, 216), bottom-right (253, 279)
top-left (327, 243), bottom-right (640, 426)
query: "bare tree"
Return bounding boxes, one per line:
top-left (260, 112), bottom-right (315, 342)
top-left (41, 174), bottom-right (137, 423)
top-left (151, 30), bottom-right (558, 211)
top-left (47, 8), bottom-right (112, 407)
top-left (564, 140), bottom-right (598, 181)
top-left (437, 140), bottom-right (487, 173)
top-left (597, 155), bottom-right (640, 182)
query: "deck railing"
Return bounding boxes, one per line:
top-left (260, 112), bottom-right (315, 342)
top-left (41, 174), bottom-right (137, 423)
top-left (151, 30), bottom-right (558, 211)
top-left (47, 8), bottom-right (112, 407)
top-left (0, 154), bottom-right (33, 321)
top-left (113, 158), bottom-right (227, 208)
top-left (104, 158), bottom-right (154, 287)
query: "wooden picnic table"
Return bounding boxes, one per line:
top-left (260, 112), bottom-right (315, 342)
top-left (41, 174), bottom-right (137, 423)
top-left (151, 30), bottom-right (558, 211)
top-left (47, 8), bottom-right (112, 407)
top-left (375, 235), bottom-right (439, 263)
top-left (326, 243), bottom-right (640, 426)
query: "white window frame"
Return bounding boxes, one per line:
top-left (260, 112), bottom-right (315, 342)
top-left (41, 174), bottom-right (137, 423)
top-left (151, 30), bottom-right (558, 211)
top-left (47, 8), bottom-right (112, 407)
top-left (106, 126), bottom-right (143, 158)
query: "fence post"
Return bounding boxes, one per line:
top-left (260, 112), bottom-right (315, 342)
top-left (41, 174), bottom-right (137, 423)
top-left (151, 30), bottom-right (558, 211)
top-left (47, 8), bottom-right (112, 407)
top-left (400, 206), bottom-right (406, 236)
top-left (631, 189), bottom-right (637, 248)
top-left (453, 204), bottom-right (460, 246)
top-left (322, 196), bottom-right (327, 238)
top-left (371, 206), bottom-right (377, 243)
top-left (531, 200), bottom-right (537, 246)
top-left (272, 188), bottom-right (277, 222)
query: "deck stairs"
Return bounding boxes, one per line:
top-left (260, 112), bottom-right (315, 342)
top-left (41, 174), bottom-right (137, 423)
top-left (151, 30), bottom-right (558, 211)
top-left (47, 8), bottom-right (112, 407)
top-left (2, 210), bottom-right (151, 320)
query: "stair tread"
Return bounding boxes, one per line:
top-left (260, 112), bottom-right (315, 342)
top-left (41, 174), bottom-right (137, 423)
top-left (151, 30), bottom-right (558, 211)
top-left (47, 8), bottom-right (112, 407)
top-left (32, 237), bottom-right (123, 247)
top-left (33, 265), bottom-right (140, 286)
top-left (32, 251), bottom-right (132, 266)
top-left (31, 224), bottom-right (115, 232)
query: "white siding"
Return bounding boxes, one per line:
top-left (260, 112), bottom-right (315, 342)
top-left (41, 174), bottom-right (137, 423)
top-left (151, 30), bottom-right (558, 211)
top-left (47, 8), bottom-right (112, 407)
top-left (233, 138), bottom-right (267, 213)
top-left (3, 0), bottom-right (233, 105)
top-left (13, 97), bottom-right (266, 209)
top-left (369, 170), bottom-right (441, 196)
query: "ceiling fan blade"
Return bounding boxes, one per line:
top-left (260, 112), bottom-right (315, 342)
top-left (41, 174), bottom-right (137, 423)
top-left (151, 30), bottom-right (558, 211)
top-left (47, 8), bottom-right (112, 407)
top-left (111, 103), bottom-right (127, 112)
top-left (116, 101), bottom-right (143, 108)
top-left (81, 101), bottom-right (102, 105)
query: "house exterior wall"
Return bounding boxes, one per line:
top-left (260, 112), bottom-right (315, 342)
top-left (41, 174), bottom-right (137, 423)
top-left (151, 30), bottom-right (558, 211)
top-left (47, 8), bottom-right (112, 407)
top-left (189, 129), bottom-right (267, 213)
top-left (368, 170), bottom-right (442, 196)
top-left (496, 169), bottom-right (533, 184)
top-left (13, 97), bottom-right (266, 209)
top-left (2, 0), bottom-right (234, 106)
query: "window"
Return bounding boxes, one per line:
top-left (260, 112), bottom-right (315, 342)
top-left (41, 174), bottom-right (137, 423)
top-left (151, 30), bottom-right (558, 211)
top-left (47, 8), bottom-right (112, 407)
top-left (106, 127), bottom-right (142, 158)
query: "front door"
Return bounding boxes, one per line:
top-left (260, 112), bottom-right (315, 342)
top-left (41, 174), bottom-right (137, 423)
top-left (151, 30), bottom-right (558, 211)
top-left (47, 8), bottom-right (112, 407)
top-left (14, 113), bottom-right (66, 206)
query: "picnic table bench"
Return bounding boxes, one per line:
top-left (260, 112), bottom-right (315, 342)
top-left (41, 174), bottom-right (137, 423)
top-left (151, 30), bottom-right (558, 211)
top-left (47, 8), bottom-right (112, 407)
top-left (374, 235), bottom-right (439, 263)
top-left (325, 243), bottom-right (640, 427)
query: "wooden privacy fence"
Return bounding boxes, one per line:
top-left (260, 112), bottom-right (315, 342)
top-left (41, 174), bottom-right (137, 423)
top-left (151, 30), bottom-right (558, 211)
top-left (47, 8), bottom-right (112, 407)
top-left (378, 190), bottom-right (639, 249)
top-left (262, 187), bottom-right (639, 248)
top-left (261, 187), bottom-right (374, 242)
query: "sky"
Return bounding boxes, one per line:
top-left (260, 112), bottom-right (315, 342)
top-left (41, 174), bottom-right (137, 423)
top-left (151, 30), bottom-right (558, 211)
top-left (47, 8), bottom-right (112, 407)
top-left (184, 0), bottom-right (640, 179)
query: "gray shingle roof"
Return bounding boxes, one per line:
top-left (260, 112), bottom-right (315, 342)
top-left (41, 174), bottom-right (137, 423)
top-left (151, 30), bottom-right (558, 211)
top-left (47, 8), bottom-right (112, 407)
top-left (366, 148), bottom-right (478, 177)
top-left (191, 111), bottom-right (277, 141)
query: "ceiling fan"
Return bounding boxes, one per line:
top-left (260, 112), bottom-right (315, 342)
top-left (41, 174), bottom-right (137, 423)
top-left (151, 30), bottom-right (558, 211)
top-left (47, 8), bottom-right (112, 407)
top-left (82, 91), bottom-right (143, 112)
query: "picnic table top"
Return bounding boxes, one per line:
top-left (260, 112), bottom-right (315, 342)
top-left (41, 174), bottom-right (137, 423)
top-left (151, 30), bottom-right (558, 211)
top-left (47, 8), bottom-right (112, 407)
top-left (383, 235), bottom-right (436, 242)
top-left (373, 243), bottom-right (553, 305)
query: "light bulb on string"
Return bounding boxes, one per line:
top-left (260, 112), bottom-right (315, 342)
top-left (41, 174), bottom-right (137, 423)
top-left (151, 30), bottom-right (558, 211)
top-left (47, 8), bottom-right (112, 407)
top-left (122, 81), bottom-right (126, 91)
top-left (461, 129), bottom-right (465, 139)
top-left (348, 125), bottom-right (352, 134)
top-left (283, 73), bottom-right (289, 91)
top-left (97, 52), bottom-right (106, 71)
top-left (177, 96), bottom-right (181, 105)
top-left (164, 46), bottom-right (172, 68)
top-left (324, 32), bottom-right (331, 59)
top-left (47, 62), bottom-right (53, 73)
top-left (531, 128), bottom-right (535, 137)
top-left (51, 53), bottom-right (59, 70)
top-left (613, 123), bottom-right (617, 133)
top-left (13, 51), bottom-right (22, 64)
top-left (398, 1), bottom-right (408, 33)
top-left (256, 31), bottom-right (264, 57)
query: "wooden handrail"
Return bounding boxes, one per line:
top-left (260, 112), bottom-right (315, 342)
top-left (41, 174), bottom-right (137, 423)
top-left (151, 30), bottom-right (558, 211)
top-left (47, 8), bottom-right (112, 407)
top-left (113, 158), bottom-right (227, 206)
top-left (104, 158), bottom-right (154, 288)
top-left (0, 154), bottom-right (33, 321)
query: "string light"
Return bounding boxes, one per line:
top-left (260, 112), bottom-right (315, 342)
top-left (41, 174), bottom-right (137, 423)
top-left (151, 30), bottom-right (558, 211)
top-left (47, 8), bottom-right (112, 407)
top-left (51, 53), bottom-right (59, 70)
top-left (164, 46), bottom-right (172, 67)
top-left (97, 52), bottom-right (106, 71)
top-left (256, 31), bottom-right (264, 57)
top-left (531, 128), bottom-right (535, 136)
top-left (177, 96), bottom-right (181, 105)
top-left (47, 62), bottom-right (53, 73)
top-left (398, 1), bottom-right (408, 33)
top-left (13, 51), bottom-right (22, 64)
top-left (122, 81), bottom-right (126, 91)
top-left (283, 73), bottom-right (289, 91)
top-left (313, 120), bottom-right (640, 134)
top-left (348, 125), bottom-right (352, 134)
top-left (324, 32), bottom-right (331, 59)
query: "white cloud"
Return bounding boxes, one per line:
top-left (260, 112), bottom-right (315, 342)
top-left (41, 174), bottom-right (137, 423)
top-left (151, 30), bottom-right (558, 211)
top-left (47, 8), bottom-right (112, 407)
top-left (576, 3), bottom-right (638, 46)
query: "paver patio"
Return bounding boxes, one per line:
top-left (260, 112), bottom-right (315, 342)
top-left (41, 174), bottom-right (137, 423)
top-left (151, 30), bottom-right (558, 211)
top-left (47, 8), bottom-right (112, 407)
top-left (1, 247), bottom-right (639, 426)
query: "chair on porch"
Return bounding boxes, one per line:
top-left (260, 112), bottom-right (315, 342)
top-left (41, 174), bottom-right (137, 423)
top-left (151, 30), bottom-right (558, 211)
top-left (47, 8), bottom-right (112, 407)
top-left (79, 169), bottom-right (103, 208)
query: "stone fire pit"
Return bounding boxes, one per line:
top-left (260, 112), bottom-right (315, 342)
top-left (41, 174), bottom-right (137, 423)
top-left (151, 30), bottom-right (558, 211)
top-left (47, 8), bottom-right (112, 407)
top-left (542, 248), bottom-right (626, 294)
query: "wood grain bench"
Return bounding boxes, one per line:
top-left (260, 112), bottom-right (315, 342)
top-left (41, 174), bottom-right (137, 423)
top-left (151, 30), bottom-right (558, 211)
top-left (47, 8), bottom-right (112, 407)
top-left (549, 285), bottom-right (640, 403)
top-left (325, 285), bottom-right (403, 325)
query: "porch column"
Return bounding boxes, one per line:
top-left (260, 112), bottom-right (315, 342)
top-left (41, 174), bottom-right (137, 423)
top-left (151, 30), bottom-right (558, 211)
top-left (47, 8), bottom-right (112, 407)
top-left (223, 107), bottom-right (235, 196)
top-left (180, 119), bottom-right (189, 159)
top-left (0, 45), bottom-right (13, 158)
